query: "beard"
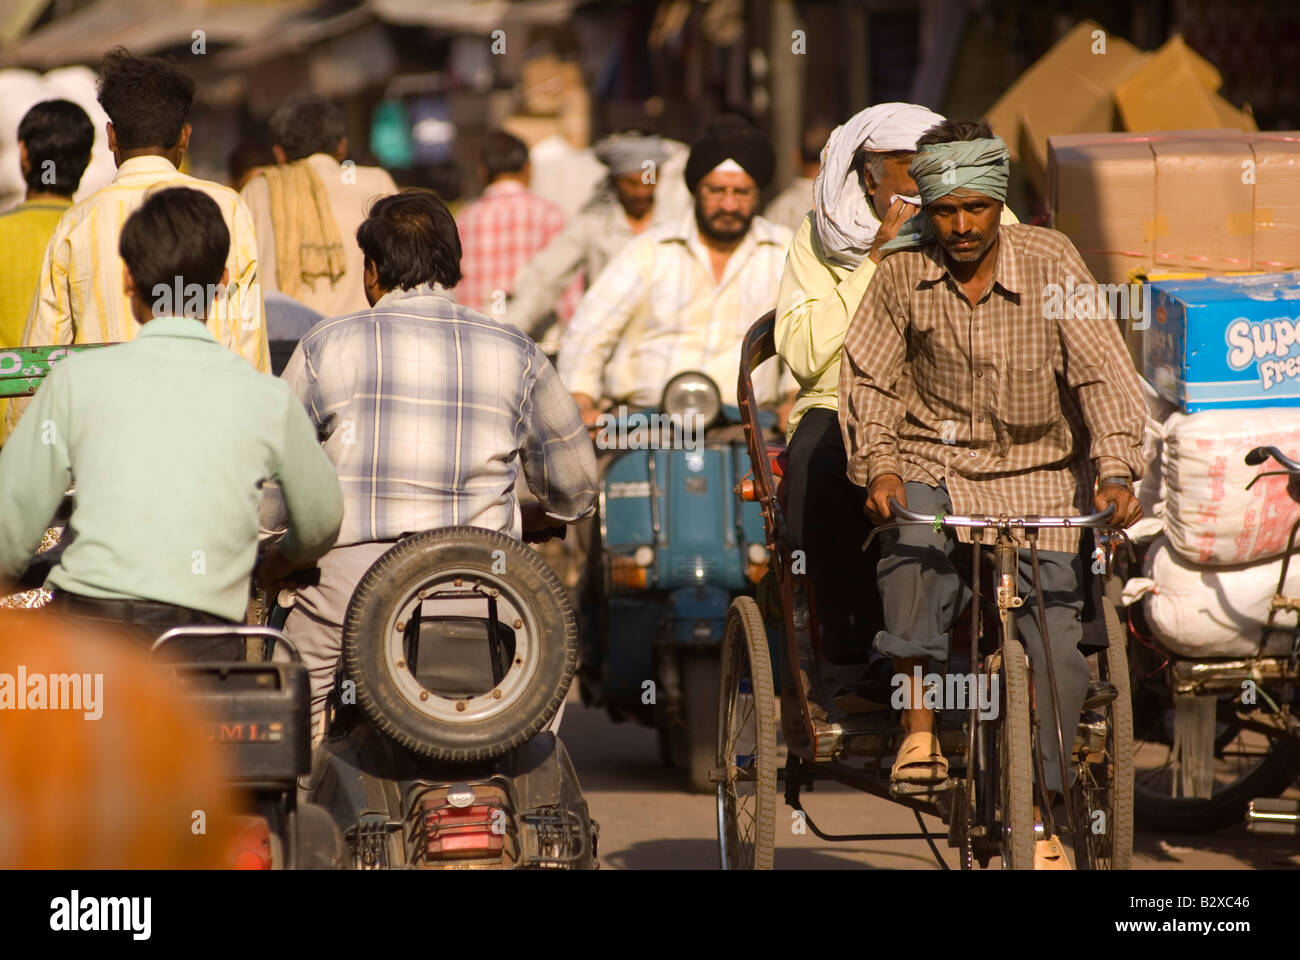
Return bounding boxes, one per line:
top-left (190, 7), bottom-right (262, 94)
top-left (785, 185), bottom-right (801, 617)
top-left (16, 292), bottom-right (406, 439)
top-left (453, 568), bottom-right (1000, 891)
top-left (695, 197), bottom-right (754, 244)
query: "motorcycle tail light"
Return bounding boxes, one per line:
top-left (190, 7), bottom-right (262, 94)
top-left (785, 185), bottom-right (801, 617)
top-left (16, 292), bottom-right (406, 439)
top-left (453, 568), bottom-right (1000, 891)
top-left (411, 785), bottom-right (519, 868)
top-left (609, 554), bottom-right (648, 589)
top-left (227, 815), bottom-right (273, 870)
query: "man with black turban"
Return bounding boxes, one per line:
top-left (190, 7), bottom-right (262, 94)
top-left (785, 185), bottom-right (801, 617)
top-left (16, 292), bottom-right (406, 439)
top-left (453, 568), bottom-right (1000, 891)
top-left (558, 115), bottom-right (795, 418)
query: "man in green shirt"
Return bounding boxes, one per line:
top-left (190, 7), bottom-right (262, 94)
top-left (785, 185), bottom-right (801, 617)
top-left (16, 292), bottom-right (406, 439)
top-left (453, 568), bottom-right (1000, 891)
top-left (0, 187), bottom-right (343, 637)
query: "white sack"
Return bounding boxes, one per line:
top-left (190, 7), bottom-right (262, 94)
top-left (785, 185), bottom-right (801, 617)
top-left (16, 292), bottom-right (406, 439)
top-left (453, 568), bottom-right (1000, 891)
top-left (1127, 535), bottom-right (1298, 658)
top-left (1160, 408), bottom-right (1300, 565)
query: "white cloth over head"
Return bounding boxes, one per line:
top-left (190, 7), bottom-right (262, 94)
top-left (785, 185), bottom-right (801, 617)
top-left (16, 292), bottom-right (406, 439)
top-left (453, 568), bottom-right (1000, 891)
top-left (811, 102), bottom-right (945, 268)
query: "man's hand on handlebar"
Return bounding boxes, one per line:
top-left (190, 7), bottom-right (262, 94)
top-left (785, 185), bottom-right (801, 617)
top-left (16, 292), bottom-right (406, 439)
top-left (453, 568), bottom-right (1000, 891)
top-left (573, 392), bottom-right (602, 429)
top-left (254, 541), bottom-right (315, 590)
top-left (521, 499), bottom-right (568, 543)
top-left (864, 473), bottom-right (906, 525)
top-left (1094, 481), bottom-right (1143, 528)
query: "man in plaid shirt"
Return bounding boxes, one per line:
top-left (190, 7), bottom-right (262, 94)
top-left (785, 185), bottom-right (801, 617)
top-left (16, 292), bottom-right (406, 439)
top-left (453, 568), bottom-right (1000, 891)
top-left (454, 130), bottom-right (578, 324)
top-left (840, 120), bottom-right (1145, 868)
top-left (267, 189), bottom-right (598, 736)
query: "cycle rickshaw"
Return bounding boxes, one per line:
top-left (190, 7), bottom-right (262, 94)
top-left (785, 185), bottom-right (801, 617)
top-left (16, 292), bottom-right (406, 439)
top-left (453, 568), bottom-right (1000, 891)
top-left (715, 312), bottom-right (1135, 870)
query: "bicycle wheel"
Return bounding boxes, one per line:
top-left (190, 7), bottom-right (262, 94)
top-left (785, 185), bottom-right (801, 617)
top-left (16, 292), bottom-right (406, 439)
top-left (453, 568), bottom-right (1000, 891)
top-left (998, 619), bottom-right (1036, 870)
top-left (717, 597), bottom-right (778, 870)
top-left (1073, 590), bottom-right (1134, 868)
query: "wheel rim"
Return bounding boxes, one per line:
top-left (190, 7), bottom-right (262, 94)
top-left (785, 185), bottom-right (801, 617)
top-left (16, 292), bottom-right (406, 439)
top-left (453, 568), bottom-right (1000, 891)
top-left (379, 566), bottom-right (543, 724)
top-left (719, 658), bottom-right (760, 868)
top-left (1133, 710), bottom-right (1287, 801)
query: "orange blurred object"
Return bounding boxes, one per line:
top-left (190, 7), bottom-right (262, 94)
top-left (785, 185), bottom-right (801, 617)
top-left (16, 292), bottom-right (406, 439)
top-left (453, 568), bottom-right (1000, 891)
top-left (0, 610), bottom-right (239, 868)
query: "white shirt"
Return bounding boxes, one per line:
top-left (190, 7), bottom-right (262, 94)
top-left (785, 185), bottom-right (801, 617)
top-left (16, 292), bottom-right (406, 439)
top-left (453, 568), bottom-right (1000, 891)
top-left (558, 212), bottom-right (794, 408)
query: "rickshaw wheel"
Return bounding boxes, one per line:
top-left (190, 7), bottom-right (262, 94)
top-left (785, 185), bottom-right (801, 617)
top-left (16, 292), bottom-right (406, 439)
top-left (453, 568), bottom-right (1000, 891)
top-left (1072, 590), bottom-right (1134, 869)
top-left (997, 629), bottom-right (1036, 870)
top-left (717, 596), bottom-right (777, 870)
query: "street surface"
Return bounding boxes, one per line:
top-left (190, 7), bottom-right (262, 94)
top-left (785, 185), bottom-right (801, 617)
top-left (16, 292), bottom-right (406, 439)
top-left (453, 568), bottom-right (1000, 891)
top-left (560, 689), bottom-right (1300, 871)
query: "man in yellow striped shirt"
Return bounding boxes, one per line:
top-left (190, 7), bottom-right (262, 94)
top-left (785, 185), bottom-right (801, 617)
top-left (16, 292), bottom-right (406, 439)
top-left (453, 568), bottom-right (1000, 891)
top-left (7, 48), bottom-right (267, 436)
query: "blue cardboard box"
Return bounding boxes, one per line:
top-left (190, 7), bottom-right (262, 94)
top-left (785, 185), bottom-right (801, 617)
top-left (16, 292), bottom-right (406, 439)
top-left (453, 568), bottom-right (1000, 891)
top-left (1146, 272), bottom-right (1300, 411)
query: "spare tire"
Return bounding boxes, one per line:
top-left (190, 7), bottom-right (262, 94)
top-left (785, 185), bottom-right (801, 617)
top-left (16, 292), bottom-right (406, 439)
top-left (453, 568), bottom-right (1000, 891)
top-left (342, 527), bottom-right (578, 763)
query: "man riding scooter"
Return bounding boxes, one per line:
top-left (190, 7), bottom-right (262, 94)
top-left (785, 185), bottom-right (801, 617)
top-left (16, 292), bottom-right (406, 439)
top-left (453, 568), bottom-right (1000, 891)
top-left (557, 114), bottom-right (795, 423)
top-left (0, 186), bottom-right (343, 640)
top-left (263, 188), bottom-right (599, 741)
top-left (839, 119), bottom-right (1146, 869)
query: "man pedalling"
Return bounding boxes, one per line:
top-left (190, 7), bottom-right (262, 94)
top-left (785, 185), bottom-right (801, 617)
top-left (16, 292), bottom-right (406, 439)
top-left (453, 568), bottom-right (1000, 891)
top-left (839, 119), bottom-right (1146, 869)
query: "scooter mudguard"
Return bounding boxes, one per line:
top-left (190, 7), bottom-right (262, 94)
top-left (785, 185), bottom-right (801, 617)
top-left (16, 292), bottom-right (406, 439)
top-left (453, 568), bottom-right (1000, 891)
top-left (668, 585), bottom-right (729, 648)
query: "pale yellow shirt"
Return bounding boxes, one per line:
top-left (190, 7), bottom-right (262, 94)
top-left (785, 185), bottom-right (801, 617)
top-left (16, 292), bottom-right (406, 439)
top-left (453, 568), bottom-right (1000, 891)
top-left (776, 205), bottom-right (1019, 437)
top-left (8, 156), bottom-right (268, 435)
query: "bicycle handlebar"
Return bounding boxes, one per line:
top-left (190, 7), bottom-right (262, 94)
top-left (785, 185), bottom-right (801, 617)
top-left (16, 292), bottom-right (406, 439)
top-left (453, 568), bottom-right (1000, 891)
top-left (1245, 445), bottom-right (1300, 473)
top-left (885, 498), bottom-right (1117, 529)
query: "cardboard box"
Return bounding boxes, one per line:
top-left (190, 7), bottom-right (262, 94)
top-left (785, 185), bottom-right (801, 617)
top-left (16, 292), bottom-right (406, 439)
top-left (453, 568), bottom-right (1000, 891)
top-left (987, 24), bottom-right (1255, 195)
top-left (1049, 132), bottom-right (1158, 288)
top-left (1049, 132), bottom-right (1300, 289)
top-left (1252, 136), bottom-right (1300, 273)
top-left (986, 20), bottom-right (1146, 190)
top-left (1146, 273), bottom-right (1300, 411)
top-left (1150, 137), bottom-right (1255, 273)
top-left (1114, 36), bottom-right (1255, 134)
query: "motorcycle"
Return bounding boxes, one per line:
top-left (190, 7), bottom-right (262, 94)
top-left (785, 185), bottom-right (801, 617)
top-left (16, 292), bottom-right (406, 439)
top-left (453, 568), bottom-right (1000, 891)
top-left (578, 370), bottom-right (780, 792)
top-left (291, 526), bottom-right (599, 869)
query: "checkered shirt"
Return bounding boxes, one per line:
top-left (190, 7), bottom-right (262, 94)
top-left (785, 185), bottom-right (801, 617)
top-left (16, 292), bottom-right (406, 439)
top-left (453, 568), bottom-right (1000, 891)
top-left (280, 284), bottom-right (597, 545)
top-left (455, 180), bottom-right (570, 318)
top-left (838, 222), bottom-right (1147, 553)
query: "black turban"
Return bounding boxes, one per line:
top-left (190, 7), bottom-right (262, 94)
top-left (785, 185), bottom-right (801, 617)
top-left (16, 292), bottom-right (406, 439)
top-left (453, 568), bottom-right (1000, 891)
top-left (684, 115), bottom-right (775, 193)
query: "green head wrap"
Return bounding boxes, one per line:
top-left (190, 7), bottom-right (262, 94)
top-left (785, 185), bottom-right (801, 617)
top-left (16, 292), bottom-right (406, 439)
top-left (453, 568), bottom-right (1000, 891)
top-left (880, 136), bottom-right (1010, 252)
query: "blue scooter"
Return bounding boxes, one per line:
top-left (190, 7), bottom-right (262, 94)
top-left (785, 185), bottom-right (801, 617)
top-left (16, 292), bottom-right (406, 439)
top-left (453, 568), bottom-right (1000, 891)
top-left (578, 370), bottom-right (779, 792)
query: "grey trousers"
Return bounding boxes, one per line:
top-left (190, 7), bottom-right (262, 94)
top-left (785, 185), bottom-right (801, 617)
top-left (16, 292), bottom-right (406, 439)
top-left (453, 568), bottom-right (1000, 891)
top-left (283, 539), bottom-right (568, 745)
top-left (875, 482), bottom-right (1088, 795)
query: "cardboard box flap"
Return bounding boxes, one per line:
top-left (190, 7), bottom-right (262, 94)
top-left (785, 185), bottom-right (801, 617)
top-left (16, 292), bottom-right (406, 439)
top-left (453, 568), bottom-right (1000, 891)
top-left (985, 19), bottom-right (1146, 163)
top-left (1116, 36), bottom-right (1245, 132)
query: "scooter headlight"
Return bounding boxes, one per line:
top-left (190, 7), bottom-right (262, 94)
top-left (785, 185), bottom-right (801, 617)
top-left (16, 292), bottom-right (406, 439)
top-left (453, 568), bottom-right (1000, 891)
top-left (661, 371), bottom-right (722, 429)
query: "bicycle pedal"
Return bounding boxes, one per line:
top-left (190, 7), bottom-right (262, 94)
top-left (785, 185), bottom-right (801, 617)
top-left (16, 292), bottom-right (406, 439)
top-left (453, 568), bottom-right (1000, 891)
top-left (890, 777), bottom-right (956, 799)
top-left (1081, 680), bottom-right (1118, 712)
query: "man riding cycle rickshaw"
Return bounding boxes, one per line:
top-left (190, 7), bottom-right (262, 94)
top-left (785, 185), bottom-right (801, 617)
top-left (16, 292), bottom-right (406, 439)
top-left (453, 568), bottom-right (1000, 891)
top-left (838, 119), bottom-right (1146, 868)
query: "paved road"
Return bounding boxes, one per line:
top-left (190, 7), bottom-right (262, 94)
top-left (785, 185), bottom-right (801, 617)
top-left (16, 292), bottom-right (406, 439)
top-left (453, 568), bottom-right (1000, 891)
top-left (560, 689), bottom-right (1300, 870)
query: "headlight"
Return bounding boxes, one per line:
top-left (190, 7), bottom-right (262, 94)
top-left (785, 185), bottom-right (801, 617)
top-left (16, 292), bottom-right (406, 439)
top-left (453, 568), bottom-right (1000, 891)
top-left (634, 545), bottom-right (655, 567)
top-left (747, 543), bottom-right (769, 565)
top-left (661, 370), bottom-right (722, 428)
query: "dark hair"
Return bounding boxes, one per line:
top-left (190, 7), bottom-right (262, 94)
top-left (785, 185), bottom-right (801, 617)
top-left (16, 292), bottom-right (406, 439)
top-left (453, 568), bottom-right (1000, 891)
top-left (268, 95), bottom-right (347, 162)
top-left (915, 118), bottom-right (994, 149)
top-left (119, 187), bottom-right (230, 318)
top-left (17, 100), bottom-right (94, 196)
top-left (96, 47), bottom-right (195, 151)
top-left (800, 118), bottom-right (835, 166)
top-left (481, 130), bottom-right (529, 181)
top-left (356, 189), bottom-right (462, 291)
top-left (227, 139), bottom-right (274, 185)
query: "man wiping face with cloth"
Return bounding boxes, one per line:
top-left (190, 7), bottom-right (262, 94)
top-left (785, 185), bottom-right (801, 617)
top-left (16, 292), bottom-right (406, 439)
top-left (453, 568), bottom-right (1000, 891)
top-left (839, 118), bottom-right (1147, 869)
top-left (772, 102), bottom-right (1020, 683)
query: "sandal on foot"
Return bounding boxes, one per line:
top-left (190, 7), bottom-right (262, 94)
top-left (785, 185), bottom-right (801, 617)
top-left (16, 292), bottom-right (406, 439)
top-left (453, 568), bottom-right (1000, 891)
top-left (890, 730), bottom-right (948, 785)
top-left (1034, 834), bottom-right (1073, 870)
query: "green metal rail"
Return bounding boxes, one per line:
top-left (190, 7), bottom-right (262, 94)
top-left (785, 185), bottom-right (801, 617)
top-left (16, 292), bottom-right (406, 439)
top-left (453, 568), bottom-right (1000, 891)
top-left (0, 344), bottom-right (114, 398)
